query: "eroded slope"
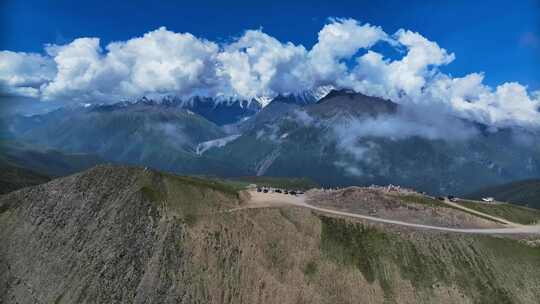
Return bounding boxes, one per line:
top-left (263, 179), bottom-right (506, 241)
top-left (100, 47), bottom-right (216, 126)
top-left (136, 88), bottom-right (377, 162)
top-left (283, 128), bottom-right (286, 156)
top-left (1, 165), bottom-right (539, 304)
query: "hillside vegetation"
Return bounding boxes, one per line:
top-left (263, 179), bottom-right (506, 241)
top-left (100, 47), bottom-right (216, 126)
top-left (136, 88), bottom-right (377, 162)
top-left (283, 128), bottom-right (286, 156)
top-left (232, 176), bottom-right (319, 190)
top-left (456, 200), bottom-right (540, 225)
top-left (467, 179), bottom-right (540, 209)
top-left (0, 164), bottom-right (50, 194)
top-left (1, 165), bottom-right (540, 303)
top-left (0, 140), bottom-right (104, 177)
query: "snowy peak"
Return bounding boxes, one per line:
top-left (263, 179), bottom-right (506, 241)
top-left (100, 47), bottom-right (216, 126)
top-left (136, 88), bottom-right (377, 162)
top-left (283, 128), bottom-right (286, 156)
top-left (264, 85), bottom-right (335, 107)
top-left (253, 96), bottom-right (273, 108)
top-left (126, 85), bottom-right (335, 109)
top-left (81, 86), bottom-right (335, 125)
top-left (303, 85), bottom-right (335, 101)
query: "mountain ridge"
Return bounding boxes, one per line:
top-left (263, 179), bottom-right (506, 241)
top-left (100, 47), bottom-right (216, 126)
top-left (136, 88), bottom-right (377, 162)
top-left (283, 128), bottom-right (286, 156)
top-left (5, 89), bottom-right (540, 195)
top-left (2, 165), bottom-right (540, 303)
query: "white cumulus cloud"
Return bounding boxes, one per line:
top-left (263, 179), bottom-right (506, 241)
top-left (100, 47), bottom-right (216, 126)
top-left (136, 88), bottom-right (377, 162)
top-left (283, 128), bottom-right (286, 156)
top-left (346, 29), bottom-right (455, 100)
top-left (308, 18), bottom-right (388, 85)
top-left (40, 27), bottom-right (220, 102)
top-left (0, 18), bottom-right (538, 130)
top-left (217, 29), bottom-right (309, 97)
top-left (0, 51), bottom-right (56, 97)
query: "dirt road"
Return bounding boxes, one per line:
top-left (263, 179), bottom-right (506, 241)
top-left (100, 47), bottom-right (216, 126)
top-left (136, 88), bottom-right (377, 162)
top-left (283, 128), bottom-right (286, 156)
top-left (243, 191), bottom-right (540, 235)
top-left (442, 199), bottom-right (519, 226)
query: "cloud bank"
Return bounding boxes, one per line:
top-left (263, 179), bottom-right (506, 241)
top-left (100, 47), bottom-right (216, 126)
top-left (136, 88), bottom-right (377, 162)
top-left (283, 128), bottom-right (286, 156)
top-left (1, 18), bottom-right (539, 129)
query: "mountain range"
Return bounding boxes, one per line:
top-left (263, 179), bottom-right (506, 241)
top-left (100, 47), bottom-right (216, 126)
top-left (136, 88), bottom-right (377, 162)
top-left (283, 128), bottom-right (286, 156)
top-left (4, 89), bottom-right (540, 196)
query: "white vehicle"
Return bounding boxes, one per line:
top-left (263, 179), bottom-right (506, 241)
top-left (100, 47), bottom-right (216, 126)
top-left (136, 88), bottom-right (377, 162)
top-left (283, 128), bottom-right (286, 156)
top-left (481, 197), bottom-right (494, 202)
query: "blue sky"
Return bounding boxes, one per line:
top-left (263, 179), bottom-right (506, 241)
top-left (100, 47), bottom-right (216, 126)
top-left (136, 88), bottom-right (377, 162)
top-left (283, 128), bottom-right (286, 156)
top-left (1, 0), bottom-right (539, 90)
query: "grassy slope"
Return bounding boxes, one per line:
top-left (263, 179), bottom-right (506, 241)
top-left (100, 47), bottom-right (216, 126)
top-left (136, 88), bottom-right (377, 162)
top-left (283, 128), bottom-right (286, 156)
top-left (231, 176), bottom-right (319, 190)
top-left (319, 216), bottom-right (540, 303)
top-left (398, 194), bottom-right (510, 224)
top-left (2, 165), bottom-right (540, 303)
top-left (0, 140), bottom-right (104, 177)
top-left (184, 207), bottom-right (540, 303)
top-left (456, 200), bottom-right (540, 225)
top-left (118, 168), bottom-right (540, 303)
top-left (0, 164), bottom-right (50, 194)
top-left (137, 170), bottom-right (243, 225)
top-left (467, 179), bottom-right (540, 209)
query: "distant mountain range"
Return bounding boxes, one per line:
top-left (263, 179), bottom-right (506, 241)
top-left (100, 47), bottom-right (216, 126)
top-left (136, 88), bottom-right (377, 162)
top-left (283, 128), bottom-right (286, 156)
top-left (94, 85), bottom-right (334, 125)
top-left (0, 140), bottom-right (104, 177)
top-left (0, 163), bottom-right (50, 194)
top-left (4, 89), bottom-right (540, 196)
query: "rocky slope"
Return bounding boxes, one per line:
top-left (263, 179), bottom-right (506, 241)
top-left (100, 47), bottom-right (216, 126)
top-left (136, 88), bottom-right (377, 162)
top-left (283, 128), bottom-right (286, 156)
top-left (1, 165), bottom-right (540, 303)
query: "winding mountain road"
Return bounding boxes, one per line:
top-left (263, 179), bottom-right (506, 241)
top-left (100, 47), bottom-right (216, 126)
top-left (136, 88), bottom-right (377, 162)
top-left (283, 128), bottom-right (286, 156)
top-left (242, 191), bottom-right (540, 235)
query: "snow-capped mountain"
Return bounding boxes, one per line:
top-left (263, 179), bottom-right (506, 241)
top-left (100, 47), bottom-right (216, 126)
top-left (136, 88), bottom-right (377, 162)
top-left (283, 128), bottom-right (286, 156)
top-left (10, 88), bottom-right (539, 196)
top-left (130, 85), bottom-right (334, 110)
top-left (91, 86), bottom-right (336, 125)
top-left (263, 85), bottom-right (335, 106)
top-left (294, 85), bottom-right (335, 103)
